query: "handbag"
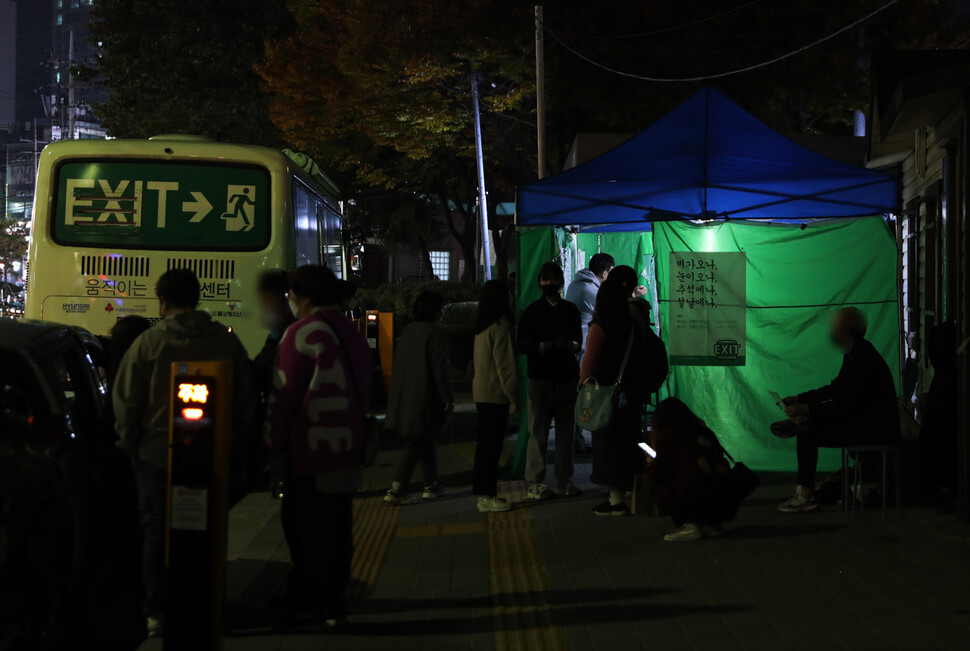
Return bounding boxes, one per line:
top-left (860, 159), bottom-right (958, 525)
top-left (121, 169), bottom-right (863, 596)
top-left (319, 314), bottom-right (382, 468)
top-left (574, 329), bottom-right (634, 434)
top-left (720, 448), bottom-right (760, 502)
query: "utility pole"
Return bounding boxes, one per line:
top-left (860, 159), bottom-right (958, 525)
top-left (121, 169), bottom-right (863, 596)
top-left (67, 30), bottom-right (76, 140)
top-left (535, 5), bottom-right (547, 179)
top-left (470, 69), bottom-right (492, 282)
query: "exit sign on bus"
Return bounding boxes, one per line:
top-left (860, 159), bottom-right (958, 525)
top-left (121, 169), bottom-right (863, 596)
top-left (53, 160), bottom-right (270, 251)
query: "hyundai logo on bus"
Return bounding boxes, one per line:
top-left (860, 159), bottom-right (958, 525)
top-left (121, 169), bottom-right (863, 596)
top-left (63, 179), bottom-right (257, 232)
top-left (715, 339), bottom-right (741, 361)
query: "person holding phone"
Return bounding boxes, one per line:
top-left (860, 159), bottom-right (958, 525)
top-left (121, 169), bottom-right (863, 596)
top-left (647, 398), bottom-right (734, 541)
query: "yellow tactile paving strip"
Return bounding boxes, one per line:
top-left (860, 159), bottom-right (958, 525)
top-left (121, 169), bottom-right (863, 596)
top-left (488, 508), bottom-right (567, 651)
top-left (348, 492), bottom-right (400, 598)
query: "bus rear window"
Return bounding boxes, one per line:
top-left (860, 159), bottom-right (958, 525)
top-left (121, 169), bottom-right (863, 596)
top-left (53, 160), bottom-right (271, 251)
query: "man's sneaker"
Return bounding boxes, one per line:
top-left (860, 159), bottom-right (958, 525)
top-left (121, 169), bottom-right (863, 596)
top-left (663, 523), bottom-right (704, 542)
top-left (477, 496), bottom-right (512, 513)
top-left (383, 488), bottom-right (407, 505)
top-left (527, 482), bottom-right (555, 501)
top-left (146, 616), bottom-right (164, 637)
top-left (777, 488), bottom-right (820, 513)
top-left (558, 481), bottom-right (581, 497)
top-left (592, 500), bottom-right (628, 516)
top-left (422, 483), bottom-right (448, 500)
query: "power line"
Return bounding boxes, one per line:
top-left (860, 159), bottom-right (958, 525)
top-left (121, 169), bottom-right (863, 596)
top-left (545, 0), bottom-right (901, 83)
top-left (555, 0), bottom-right (764, 40)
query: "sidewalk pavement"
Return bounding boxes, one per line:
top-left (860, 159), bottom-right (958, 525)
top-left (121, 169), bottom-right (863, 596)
top-left (141, 421), bottom-right (970, 651)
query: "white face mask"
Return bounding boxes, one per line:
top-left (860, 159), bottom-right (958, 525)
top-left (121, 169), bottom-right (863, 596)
top-left (288, 299), bottom-right (301, 319)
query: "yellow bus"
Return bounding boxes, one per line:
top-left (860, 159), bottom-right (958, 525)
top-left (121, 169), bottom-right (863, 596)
top-left (26, 135), bottom-right (344, 355)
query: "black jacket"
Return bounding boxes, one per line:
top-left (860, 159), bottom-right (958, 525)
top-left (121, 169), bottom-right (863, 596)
top-left (517, 297), bottom-right (582, 382)
top-left (798, 338), bottom-right (900, 444)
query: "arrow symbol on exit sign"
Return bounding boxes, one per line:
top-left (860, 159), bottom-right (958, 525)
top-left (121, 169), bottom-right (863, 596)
top-left (182, 192), bottom-right (212, 223)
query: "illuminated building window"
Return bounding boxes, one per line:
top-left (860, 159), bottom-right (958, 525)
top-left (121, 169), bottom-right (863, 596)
top-left (429, 250), bottom-right (450, 281)
top-left (56, 13), bottom-right (63, 25)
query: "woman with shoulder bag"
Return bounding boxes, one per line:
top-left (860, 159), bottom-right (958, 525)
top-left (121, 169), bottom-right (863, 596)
top-left (581, 274), bottom-right (651, 516)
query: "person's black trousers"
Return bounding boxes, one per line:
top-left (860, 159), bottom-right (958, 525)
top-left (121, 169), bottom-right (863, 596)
top-left (796, 419), bottom-right (858, 487)
top-left (132, 458), bottom-right (167, 618)
top-left (474, 403), bottom-right (510, 496)
top-left (393, 437), bottom-right (438, 487)
top-left (280, 475), bottom-right (353, 618)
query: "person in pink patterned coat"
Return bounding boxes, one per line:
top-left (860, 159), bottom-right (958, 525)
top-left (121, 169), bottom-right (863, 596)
top-left (264, 264), bottom-right (372, 631)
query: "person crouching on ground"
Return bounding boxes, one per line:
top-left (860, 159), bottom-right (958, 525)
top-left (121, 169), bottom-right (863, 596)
top-left (264, 264), bottom-right (373, 631)
top-left (773, 307), bottom-right (900, 513)
top-left (581, 275), bottom-right (652, 516)
top-left (518, 262), bottom-right (583, 500)
top-left (384, 291), bottom-right (453, 504)
top-left (648, 398), bottom-right (734, 541)
top-left (471, 280), bottom-right (519, 513)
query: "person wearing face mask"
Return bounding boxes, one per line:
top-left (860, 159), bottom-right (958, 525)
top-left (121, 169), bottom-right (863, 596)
top-left (517, 262), bottom-right (583, 501)
top-left (112, 268), bottom-right (256, 636)
top-left (772, 307), bottom-right (900, 513)
top-left (252, 270), bottom-right (296, 497)
top-left (253, 270), bottom-right (297, 399)
top-left (265, 264), bottom-right (373, 631)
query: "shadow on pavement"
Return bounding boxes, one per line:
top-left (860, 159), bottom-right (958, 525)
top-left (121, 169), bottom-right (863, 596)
top-left (227, 586), bottom-right (753, 637)
top-left (726, 523), bottom-right (847, 538)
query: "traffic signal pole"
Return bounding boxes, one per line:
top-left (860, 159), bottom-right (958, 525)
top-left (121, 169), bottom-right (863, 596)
top-left (165, 361), bottom-right (232, 650)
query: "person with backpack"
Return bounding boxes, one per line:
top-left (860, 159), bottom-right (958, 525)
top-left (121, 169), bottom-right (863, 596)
top-left (383, 291), bottom-right (453, 504)
top-left (471, 280), bottom-right (519, 513)
top-left (647, 398), bottom-right (736, 541)
top-left (580, 267), bottom-right (668, 516)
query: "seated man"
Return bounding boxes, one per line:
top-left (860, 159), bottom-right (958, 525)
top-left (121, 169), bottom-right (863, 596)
top-left (774, 307), bottom-right (900, 513)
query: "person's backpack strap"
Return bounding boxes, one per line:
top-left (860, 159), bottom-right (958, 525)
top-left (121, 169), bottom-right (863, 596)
top-left (615, 328), bottom-right (635, 386)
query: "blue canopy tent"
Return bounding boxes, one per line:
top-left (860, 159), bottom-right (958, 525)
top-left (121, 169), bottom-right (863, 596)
top-left (517, 87), bottom-right (896, 226)
top-left (510, 87), bottom-right (900, 475)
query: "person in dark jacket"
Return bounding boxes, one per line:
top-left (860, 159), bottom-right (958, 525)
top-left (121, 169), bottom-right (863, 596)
top-left (253, 270), bottom-right (296, 398)
top-left (253, 270), bottom-right (296, 497)
top-left (383, 291), bottom-right (453, 504)
top-left (774, 307), bottom-right (900, 513)
top-left (647, 398), bottom-right (733, 541)
top-left (518, 262), bottom-right (583, 500)
top-left (580, 275), bottom-right (652, 516)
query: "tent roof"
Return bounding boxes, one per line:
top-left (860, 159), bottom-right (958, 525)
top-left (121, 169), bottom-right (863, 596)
top-left (517, 87), bottom-right (898, 226)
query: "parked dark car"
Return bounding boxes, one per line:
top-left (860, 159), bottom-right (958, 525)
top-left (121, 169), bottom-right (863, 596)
top-left (0, 319), bottom-right (146, 650)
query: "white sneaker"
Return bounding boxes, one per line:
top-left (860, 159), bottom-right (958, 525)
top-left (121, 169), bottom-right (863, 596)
top-left (147, 616), bottom-right (164, 637)
top-left (383, 489), bottom-right (407, 505)
top-left (422, 483), bottom-right (448, 500)
top-left (663, 523), bottom-right (704, 542)
top-left (477, 496), bottom-right (512, 513)
top-left (527, 482), bottom-right (555, 501)
top-left (777, 486), bottom-right (819, 513)
top-left (558, 481), bottom-right (581, 497)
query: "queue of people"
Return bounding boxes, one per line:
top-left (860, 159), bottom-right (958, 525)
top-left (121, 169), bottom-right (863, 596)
top-left (103, 254), bottom-right (901, 637)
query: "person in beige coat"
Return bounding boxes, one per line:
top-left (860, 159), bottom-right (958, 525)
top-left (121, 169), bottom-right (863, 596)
top-left (471, 280), bottom-right (520, 513)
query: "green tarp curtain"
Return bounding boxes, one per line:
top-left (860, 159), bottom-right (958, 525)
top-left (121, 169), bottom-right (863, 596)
top-left (510, 217), bottom-right (899, 474)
